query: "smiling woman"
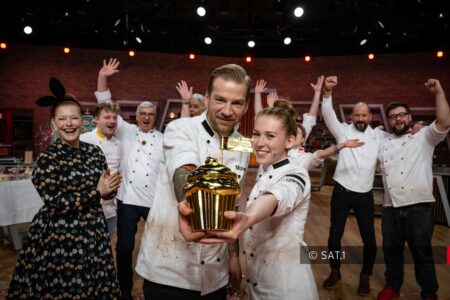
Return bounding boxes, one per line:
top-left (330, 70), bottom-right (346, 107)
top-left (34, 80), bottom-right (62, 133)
top-left (6, 79), bottom-right (122, 299)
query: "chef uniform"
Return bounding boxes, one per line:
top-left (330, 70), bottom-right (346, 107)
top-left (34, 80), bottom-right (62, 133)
top-left (378, 121), bottom-right (448, 298)
top-left (80, 128), bottom-right (121, 237)
top-left (136, 111), bottom-right (249, 296)
top-left (244, 158), bottom-right (318, 300)
top-left (95, 89), bottom-right (164, 298)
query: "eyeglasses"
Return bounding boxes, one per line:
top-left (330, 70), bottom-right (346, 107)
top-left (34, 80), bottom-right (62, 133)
top-left (139, 112), bottom-right (154, 118)
top-left (388, 112), bottom-right (409, 121)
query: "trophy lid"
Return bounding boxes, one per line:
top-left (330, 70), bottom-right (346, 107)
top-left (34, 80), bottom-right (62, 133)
top-left (183, 157), bottom-right (241, 195)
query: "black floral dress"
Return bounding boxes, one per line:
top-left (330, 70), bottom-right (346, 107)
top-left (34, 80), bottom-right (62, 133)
top-left (7, 139), bottom-right (120, 299)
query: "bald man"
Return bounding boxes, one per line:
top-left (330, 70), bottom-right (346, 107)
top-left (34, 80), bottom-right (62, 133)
top-left (320, 76), bottom-right (386, 296)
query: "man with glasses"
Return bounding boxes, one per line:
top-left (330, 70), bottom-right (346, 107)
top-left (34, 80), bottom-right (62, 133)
top-left (95, 58), bottom-right (164, 300)
top-left (321, 76), bottom-right (385, 296)
top-left (377, 79), bottom-right (450, 300)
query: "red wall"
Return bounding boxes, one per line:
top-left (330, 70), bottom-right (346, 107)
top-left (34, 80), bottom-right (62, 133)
top-left (1, 44), bottom-right (449, 155)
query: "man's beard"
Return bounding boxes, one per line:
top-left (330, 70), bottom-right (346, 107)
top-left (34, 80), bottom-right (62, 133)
top-left (354, 121), bottom-right (368, 132)
top-left (391, 123), bottom-right (411, 136)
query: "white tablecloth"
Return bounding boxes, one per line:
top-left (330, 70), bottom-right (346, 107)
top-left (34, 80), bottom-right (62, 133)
top-left (0, 179), bottom-right (43, 226)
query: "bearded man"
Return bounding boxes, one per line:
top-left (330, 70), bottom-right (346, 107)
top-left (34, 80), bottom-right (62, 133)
top-left (320, 76), bottom-right (386, 296)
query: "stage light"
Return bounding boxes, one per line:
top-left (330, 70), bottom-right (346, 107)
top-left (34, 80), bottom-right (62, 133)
top-left (197, 7), bottom-right (206, 17)
top-left (368, 53), bottom-right (374, 60)
top-left (204, 37), bottom-right (212, 45)
top-left (437, 51), bottom-right (444, 58)
top-left (0, 43), bottom-right (7, 49)
top-left (360, 39), bottom-right (367, 46)
top-left (128, 50), bottom-right (135, 57)
top-left (245, 56), bottom-right (252, 63)
top-left (294, 7), bottom-right (304, 18)
top-left (304, 55), bottom-right (311, 62)
top-left (283, 37), bottom-right (292, 45)
top-left (63, 47), bottom-right (70, 54)
top-left (248, 40), bottom-right (255, 48)
top-left (136, 37), bottom-right (142, 44)
top-left (24, 26), bottom-right (33, 34)
top-left (189, 53), bottom-right (195, 60)
top-left (114, 19), bottom-right (121, 27)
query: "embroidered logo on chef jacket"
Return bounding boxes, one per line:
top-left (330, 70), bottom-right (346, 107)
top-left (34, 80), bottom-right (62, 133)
top-left (284, 174), bottom-right (306, 191)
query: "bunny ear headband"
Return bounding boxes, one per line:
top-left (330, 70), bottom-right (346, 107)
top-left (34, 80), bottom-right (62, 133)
top-left (36, 77), bottom-right (67, 107)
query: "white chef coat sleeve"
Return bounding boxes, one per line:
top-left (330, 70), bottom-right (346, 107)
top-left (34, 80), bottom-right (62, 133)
top-left (94, 89), bottom-right (113, 104)
top-left (164, 119), bottom-right (202, 180)
top-left (262, 171), bottom-right (310, 217)
top-left (321, 95), bottom-right (346, 139)
top-left (302, 113), bottom-right (317, 141)
top-left (424, 120), bottom-right (450, 146)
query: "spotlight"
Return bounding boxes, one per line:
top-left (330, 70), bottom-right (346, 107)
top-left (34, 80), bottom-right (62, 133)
top-left (128, 50), bottom-right (135, 57)
top-left (437, 51), bottom-right (444, 58)
top-left (245, 56), bottom-right (252, 63)
top-left (204, 37), bottom-right (212, 45)
top-left (294, 7), bottom-right (304, 18)
top-left (439, 13), bottom-right (444, 18)
top-left (136, 37), bottom-right (142, 44)
top-left (114, 19), bottom-right (121, 27)
top-left (248, 40), bottom-right (255, 48)
top-left (169, 112), bottom-right (176, 119)
top-left (24, 26), bottom-right (33, 34)
top-left (63, 47), bottom-right (70, 54)
top-left (197, 6), bottom-right (206, 17)
top-left (0, 42), bottom-right (7, 49)
top-left (377, 21), bottom-right (385, 29)
top-left (283, 37), bottom-right (292, 45)
top-left (189, 53), bottom-right (195, 60)
top-left (304, 55), bottom-right (311, 62)
top-left (368, 53), bottom-right (375, 60)
top-left (360, 39), bottom-right (367, 46)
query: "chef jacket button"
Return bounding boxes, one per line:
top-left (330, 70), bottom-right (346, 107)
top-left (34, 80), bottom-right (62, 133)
top-left (135, 159), bottom-right (138, 162)
top-left (253, 197), bottom-right (257, 200)
top-left (201, 260), bottom-right (205, 265)
top-left (129, 181), bottom-right (132, 184)
top-left (253, 283), bottom-right (258, 287)
top-left (401, 186), bottom-right (404, 189)
top-left (137, 149), bottom-right (140, 152)
top-left (151, 144), bottom-right (153, 146)
top-left (153, 135), bottom-right (155, 138)
top-left (401, 157), bottom-right (404, 160)
top-left (243, 251), bottom-right (246, 254)
top-left (269, 175), bottom-right (272, 179)
top-left (216, 258), bottom-right (221, 262)
top-left (246, 279), bottom-right (250, 283)
top-left (249, 226), bottom-right (253, 230)
top-left (238, 175), bottom-right (241, 178)
top-left (246, 198), bottom-right (249, 201)
top-left (146, 174), bottom-right (149, 176)
top-left (132, 170), bottom-right (135, 173)
top-left (145, 185), bottom-right (148, 188)
top-left (207, 140), bottom-right (210, 144)
top-left (401, 172), bottom-right (403, 174)
top-left (250, 253), bottom-right (254, 257)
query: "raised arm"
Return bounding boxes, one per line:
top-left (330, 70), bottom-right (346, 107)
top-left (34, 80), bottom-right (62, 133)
top-left (98, 58), bottom-right (120, 92)
top-left (308, 75), bottom-right (324, 117)
top-left (254, 79), bottom-right (268, 116)
top-left (425, 79), bottom-right (450, 131)
top-left (321, 76), bottom-right (346, 138)
top-left (176, 80), bottom-right (193, 118)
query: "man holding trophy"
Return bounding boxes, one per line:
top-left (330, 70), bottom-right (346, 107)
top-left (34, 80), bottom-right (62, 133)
top-left (136, 64), bottom-right (252, 299)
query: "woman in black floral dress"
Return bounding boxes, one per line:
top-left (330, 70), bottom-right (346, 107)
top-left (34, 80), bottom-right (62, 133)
top-left (7, 83), bottom-right (122, 299)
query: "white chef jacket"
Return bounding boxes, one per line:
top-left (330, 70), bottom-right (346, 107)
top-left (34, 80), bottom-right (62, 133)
top-left (244, 158), bottom-right (318, 300)
top-left (80, 129), bottom-right (121, 219)
top-left (288, 148), bottom-right (323, 171)
top-left (95, 90), bottom-right (164, 208)
top-left (378, 121), bottom-right (449, 207)
top-left (302, 113), bottom-right (316, 141)
top-left (135, 112), bottom-right (250, 295)
top-left (321, 96), bottom-right (386, 193)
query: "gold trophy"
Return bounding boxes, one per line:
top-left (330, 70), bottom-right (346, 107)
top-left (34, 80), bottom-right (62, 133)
top-left (183, 157), bottom-right (241, 231)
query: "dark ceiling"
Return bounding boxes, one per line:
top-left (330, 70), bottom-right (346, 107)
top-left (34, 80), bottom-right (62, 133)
top-left (0, 0), bottom-right (449, 57)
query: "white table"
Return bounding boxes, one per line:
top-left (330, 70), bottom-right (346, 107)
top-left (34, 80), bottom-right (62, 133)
top-left (0, 179), bottom-right (43, 250)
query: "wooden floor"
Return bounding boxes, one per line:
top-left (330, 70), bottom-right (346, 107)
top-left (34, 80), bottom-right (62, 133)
top-left (1, 172), bottom-right (450, 299)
